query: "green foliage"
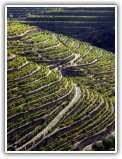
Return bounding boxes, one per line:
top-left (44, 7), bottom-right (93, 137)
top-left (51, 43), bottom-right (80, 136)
top-left (7, 21), bottom-right (115, 151)
top-left (92, 142), bottom-right (105, 151)
top-left (8, 22), bottom-right (35, 37)
top-left (102, 136), bottom-right (115, 150)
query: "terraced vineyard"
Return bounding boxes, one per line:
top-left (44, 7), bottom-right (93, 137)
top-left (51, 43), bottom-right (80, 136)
top-left (7, 8), bottom-right (115, 152)
top-left (7, 7), bottom-right (115, 52)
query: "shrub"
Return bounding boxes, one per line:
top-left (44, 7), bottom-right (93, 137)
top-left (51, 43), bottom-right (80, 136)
top-left (102, 137), bottom-right (114, 150)
top-left (108, 135), bottom-right (115, 148)
top-left (92, 142), bottom-right (105, 151)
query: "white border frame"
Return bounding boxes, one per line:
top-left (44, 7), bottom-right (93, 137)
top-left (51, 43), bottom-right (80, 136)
top-left (5, 4), bottom-right (117, 154)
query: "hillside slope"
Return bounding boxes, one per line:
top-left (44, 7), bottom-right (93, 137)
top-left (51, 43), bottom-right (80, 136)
top-left (7, 7), bottom-right (115, 52)
top-left (7, 22), bottom-right (115, 151)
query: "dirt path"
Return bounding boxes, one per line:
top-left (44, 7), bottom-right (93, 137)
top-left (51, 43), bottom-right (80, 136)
top-left (16, 83), bottom-right (81, 151)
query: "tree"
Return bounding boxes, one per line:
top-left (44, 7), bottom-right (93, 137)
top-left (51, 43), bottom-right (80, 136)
top-left (102, 137), bottom-right (114, 150)
top-left (92, 142), bottom-right (105, 151)
top-left (108, 135), bottom-right (115, 148)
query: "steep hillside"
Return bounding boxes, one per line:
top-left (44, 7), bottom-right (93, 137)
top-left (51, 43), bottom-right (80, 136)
top-left (7, 22), bottom-right (115, 151)
top-left (7, 7), bottom-right (115, 52)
